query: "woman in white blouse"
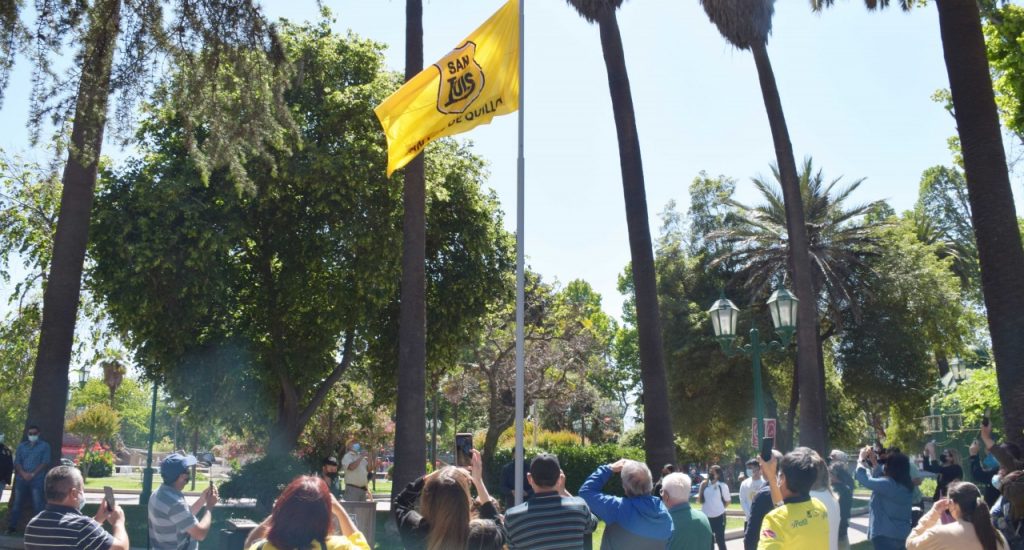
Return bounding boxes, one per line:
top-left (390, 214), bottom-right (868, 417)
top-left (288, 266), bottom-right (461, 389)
top-left (698, 464), bottom-right (731, 550)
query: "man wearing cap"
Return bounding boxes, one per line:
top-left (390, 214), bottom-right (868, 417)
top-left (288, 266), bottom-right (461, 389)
top-left (24, 465), bottom-right (129, 550)
top-left (148, 453), bottom-right (219, 550)
top-left (341, 441), bottom-right (371, 502)
top-left (505, 453), bottom-right (598, 549)
top-left (318, 456), bottom-right (343, 499)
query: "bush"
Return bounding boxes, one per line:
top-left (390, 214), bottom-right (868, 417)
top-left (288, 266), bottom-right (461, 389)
top-left (487, 443), bottom-right (644, 501)
top-left (218, 454), bottom-right (307, 512)
top-left (80, 450), bottom-right (115, 478)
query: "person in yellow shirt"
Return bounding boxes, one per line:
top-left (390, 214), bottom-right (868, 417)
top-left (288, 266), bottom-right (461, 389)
top-left (757, 447), bottom-right (829, 550)
top-left (244, 476), bottom-right (369, 550)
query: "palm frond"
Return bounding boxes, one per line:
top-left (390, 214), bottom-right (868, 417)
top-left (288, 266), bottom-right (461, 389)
top-left (699, 0), bottom-right (775, 50)
top-left (563, 0), bottom-right (625, 23)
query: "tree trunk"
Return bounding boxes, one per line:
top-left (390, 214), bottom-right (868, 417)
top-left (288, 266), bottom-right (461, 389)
top-left (22, 0), bottom-right (121, 504)
top-left (935, 0), bottom-right (1024, 448)
top-left (481, 407), bottom-right (513, 487)
top-left (392, 0), bottom-right (427, 502)
top-left (750, 42), bottom-right (828, 454)
top-left (596, 10), bottom-right (676, 480)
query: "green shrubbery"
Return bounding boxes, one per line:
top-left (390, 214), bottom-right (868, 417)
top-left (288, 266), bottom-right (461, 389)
top-left (80, 450), bottom-right (115, 478)
top-left (488, 444), bottom-right (644, 501)
top-left (218, 454), bottom-right (307, 512)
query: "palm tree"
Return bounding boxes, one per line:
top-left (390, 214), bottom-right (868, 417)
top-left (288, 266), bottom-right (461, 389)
top-left (392, 0), bottom-right (428, 501)
top-left (712, 159), bottom-right (884, 445)
top-left (563, 0), bottom-right (676, 475)
top-left (101, 358), bottom-right (127, 408)
top-left (813, 0), bottom-right (1024, 448)
top-left (699, 0), bottom-right (828, 452)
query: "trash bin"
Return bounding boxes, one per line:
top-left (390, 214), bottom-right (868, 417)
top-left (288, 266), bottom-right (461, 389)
top-left (221, 518), bottom-right (260, 550)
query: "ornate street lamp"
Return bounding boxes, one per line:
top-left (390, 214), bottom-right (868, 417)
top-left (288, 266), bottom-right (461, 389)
top-left (77, 367), bottom-right (89, 389)
top-left (708, 287), bottom-right (798, 445)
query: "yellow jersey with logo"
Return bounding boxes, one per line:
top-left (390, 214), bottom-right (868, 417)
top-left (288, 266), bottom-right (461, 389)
top-left (757, 496), bottom-right (829, 550)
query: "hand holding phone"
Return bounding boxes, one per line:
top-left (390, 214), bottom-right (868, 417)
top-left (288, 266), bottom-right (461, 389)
top-left (760, 437), bottom-right (774, 462)
top-left (103, 486), bottom-right (116, 511)
top-left (455, 433), bottom-right (473, 468)
top-left (982, 407), bottom-right (991, 427)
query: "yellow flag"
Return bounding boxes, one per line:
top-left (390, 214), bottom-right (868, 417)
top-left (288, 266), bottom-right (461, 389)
top-left (375, 0), bottom-right (519, 176)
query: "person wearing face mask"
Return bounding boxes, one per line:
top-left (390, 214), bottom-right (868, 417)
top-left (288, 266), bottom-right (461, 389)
top-left (319, 456), bottom-right (343, 500)
top-left (23, 465), bottom-right (129, 550)
top-left (739, 459), bottom-right (765, 529)
top-left (341, 441), bottom-right (371, 502)
top-left (698, 465), bottom-right (731, 550)
top-left (923, 441), bottom-right (964, 501)
top-left (7, 425), bottom-right (51, 534)
top-left (906, 480), bottom-right (1008, 550)
top-left (148, 452), bottom-right (219, 550)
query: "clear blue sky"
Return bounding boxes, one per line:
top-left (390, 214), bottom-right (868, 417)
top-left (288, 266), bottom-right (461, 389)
top-left (2, 0), bottom-right (1021, 320)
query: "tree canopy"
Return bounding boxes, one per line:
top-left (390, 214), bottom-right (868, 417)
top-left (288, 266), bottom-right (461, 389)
top-left (88, 19), bottom-right (513, 455)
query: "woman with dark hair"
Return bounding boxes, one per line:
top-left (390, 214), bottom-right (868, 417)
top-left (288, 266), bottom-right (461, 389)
top-left (698, 464), bottom-right (730, 550)
top-left (393, 449), bottom-right (505, 550)
top-left (244, 476), bottom-right (368, 550)
top-left (854, 446), bottom-right (913, 550)
top-left (906, 481), bottom-right (1007, 549)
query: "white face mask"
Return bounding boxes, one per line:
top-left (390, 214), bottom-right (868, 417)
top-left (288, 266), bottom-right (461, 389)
top-left (993, 474), bottom-right (1002, 491)
top-left (28, 435), bottom-right (39, 443)
top-left (75, 489), bottom-right (85, 512)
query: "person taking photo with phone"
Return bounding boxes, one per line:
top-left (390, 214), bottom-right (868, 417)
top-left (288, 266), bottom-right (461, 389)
top-left (855, 445), bottom-right (913, 550)
top-left (341, 442), bottom-right (371, 502)
top-left (148, 453), bottom-right (219, 550)
top-left (24, 466), bottom-right (129, 550)
top-left (906, 480), bottom-right (1007, 550)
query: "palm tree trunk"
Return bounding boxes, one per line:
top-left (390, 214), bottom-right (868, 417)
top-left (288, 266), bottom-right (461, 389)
top-left (392, 0), bottom-right (427, 501)
top-left (935, 0), bottom-right (1024, 448)
top-left (23, 0), bottom-right (121, 491)
top-left (596, 10), bottom-right (675, 477)
top-left (749, 42), bottom-right (828, 454)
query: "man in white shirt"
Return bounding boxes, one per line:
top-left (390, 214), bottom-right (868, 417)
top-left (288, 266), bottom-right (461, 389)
top-left (341, 440), bottom-right (372, 501)
top-left (739, 458), bottom-right (766, 528)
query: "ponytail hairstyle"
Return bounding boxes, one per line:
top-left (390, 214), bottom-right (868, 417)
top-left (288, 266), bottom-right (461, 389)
top-left (947, 481), bottom-right (1004, 550)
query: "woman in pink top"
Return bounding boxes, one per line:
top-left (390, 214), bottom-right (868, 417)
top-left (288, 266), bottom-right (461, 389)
top-left (906, 481), bottom-right (1007, 550)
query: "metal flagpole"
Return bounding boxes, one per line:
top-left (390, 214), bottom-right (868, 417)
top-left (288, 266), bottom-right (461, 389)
top-left (513, 0), bottom-right (526, 507)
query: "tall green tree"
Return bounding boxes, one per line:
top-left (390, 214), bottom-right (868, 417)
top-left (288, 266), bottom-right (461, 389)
top-left (393, 0), bottom-right (428, 501)
top-left (815, 0), bottom-right (1024, 450)
top-left (562, 0), bottom-right (675, 476)
top-left (10, 0), bottom-right (293, 473)
top-left (89, 21), bottom-right (512, 457)
top-left (698, 0), bottom-right (827, 453)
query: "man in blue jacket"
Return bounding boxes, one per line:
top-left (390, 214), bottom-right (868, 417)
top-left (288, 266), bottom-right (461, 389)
top-left (580, 458), bottom-right (673, 549)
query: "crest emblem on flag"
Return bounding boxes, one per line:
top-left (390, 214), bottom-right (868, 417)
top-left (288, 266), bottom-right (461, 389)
top-left (435, 42), bottom-right (485, 115)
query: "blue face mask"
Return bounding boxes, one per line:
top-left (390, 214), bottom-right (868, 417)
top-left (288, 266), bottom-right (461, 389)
top-left (352, 443), bottom-right (361, 452)
top-left (28, 435), bottom-right (38, 443)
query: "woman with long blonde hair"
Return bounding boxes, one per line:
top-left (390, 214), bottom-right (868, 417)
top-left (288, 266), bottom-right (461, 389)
top-left (393, 449), bottom-right (505, 550)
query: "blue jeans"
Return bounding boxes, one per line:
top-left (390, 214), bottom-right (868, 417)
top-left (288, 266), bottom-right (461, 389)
top-left (8, 475), bottom-right (45, 528)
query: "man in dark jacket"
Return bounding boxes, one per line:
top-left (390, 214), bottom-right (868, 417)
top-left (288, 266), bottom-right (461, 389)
top-left (580, 458), bottom-right (672, 549)
top-left (0, 435), bottom-right (13, 500)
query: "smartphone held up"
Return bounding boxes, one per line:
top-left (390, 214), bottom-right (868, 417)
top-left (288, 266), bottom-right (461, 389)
top-left (455, 433), bottom-right (473, 467)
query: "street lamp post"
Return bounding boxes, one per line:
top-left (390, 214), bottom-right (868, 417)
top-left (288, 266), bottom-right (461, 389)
top-left (140, 380), bottom-right (159, 506)
top-left (707, 288), bottom-right (799, 445)
top-left (77, 367), bottom-right (89, 389)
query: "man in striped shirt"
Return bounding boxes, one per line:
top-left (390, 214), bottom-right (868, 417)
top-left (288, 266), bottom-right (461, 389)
top-left (24, 466), bottom-right (129, 550)
top-left (148, 453), bottom-right (218, 550)
top-left (505, 453), bottom-right (598, 549)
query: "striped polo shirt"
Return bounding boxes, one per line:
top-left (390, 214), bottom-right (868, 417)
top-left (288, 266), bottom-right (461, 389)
top-left (505, 492), bottom-right (599, 550)
top-left (148, 484), bottom-right (199, 550)
top-left (24, 504), bottom-right (114, 550)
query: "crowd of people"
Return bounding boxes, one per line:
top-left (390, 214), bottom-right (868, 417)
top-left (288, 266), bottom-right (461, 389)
top-left (2, 421), bottom-right (1023, 549)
